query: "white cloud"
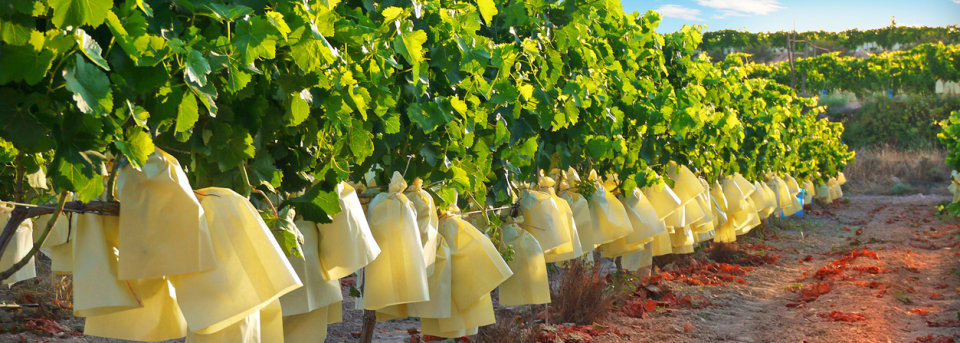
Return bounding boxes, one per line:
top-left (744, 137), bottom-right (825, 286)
top-left (657, 4), bottom-right (703, 21)
top-left (954, 0), bottom-right (960, 4)
top-left (695, 0), bottom-right (783, 15)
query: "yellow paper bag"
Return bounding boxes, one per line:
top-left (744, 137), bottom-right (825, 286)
top-left (362, 172), bottom-right (429, 310)
top-left (116, 150), bottom-right (215, 280)
top-left (377, 235), bottom-right (452, 320)
top-left (186, 299), bottom-right (283, 343)
top-left (72, 213), bottom-right (139, 317)
top-left (828, 177), bottom-right (843, 200)
top-left (421, 293), bottom-right (494, 338)
top-left (0, 206), bottom-right (36, 285)
top-left (35, 212), bottom-right (73, 274)
top-left (518, 186), bottom-right (567, 255)
top-left (84, 278), bottom-right (188, 341)
top-left (837, 172), bottom-right (847, 185)
top-left (802, 179), bottom-right (816, 204)
top-left (406, 178), bottom-right (440, 275)
top-left (280, 218), bottom-right (342, 317)
top-left (643, 182), bottom-right (684, 229)
top-left (317, 182), bottom-right (380, 281)
top-left (283, 302), bottom-right (343, 343)
top-left (585, 182), bottom-right (633, 248)
top-left (172, 188), bottom-right (302, 334)
top-left (622, 242), bottom-right (653, 271)
top-left (558, 169), bottom-right (600, 253)
top-left (538, 176), bottom-right (583, 262)
top-left (441, 212), bottom-right (513, 308)
top-left (499, 219), bottom-right (550, 306)
top-left (599, 188), bottom-right (666, 258)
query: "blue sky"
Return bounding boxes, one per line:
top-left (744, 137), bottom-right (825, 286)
top-left (618, 0), bottom-right (960, 33)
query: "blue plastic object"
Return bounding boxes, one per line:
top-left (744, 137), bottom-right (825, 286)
top-left (795, 189), bottom-right (805, 218)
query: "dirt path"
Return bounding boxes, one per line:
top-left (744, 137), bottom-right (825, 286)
top-left (598, 194), bottom-right (960, 343)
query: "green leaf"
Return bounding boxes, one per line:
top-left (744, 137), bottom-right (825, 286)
top-left (348, 120), bottom-right (374, 162)
top-left (381, 7), bottom-right (404, 22)
top-left (289, 184), bottom-right (342, 224)
top-left (185, 49), bottom-right (211, 86)
top-left (0, 16), bottom-right (32, 45)
top-left (125, 101), bottom-right (149, 128)
top-left (450, 165), bottom-right (469, 188)
top-left (397, 29), bottom-right (427, 66)
top-left (287, 91), bottom-right (310, 126)
top-left (290, 39), bottom-right (336, 73)
top-left (200, 3), bottom-right (254, 22)
top-left (224, 63), bottom-right (252, 93)
top-left (48, 0), bottom-right (112, 29)
top-left (476, 0), bottom-right (498, 25)
top-left (209, 128), bottom-right (255, 171)
top-left (176, 92), bottom-right (199, 133)
top-left (63, 55), bottom-right (113, 116)
top-left (50, 148), bottom-right (105, 202)
top-left (0, 44), bottom-right (56, 85)
top-left (187, 77), bottom-right (218, 116)
top-left (114, 128), bottom-right (155, 169)
top-left (265, 11), bottom-right (290, 41)
top-left (135, 0), bottom-right (152, 17)
top-left (74, 28), bottom-right (109, 71)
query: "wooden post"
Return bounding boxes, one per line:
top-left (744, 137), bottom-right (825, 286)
top-left (788, 31), bottom-right (797, 90)
top-left (359, 310), bottom-right (377, 343)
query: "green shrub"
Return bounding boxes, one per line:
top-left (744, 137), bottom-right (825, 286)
top-left (835, 94), bottom-right (960, 149)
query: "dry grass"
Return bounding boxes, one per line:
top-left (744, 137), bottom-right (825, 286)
top-left (843, 146), bottom-right (950, 195)
top-left (549, 259), bottom-right (616, 325)
top-left (476, 308), bottom-right (538, 343)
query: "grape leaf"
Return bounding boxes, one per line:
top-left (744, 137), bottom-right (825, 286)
top-left (48, 0), bottom-right (112, 29)
top-left (63, 55), bottom-right (113, 116)
top-left (176, 92), bottom-right (199, 133)
top-left (74, 29), bottom-right (109, 71)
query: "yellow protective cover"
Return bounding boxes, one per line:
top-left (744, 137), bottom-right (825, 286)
top-left (283, 302), bottom-right (342, 343)
top-left (711, 181), bottom-right (736, 243)
top-left (643, 182), bottom-right (684, 229)
top-left (585, 182), bottom-right (634, 248)
top-left (734, 197), bottom-right (762, 236)
top-left (172, 188), bottom-right (302, 335)
top-left (667, 164), bottom-right (706, 206)
top-left (406, 178), bottom-right (440, 275)
top-left (599, 188), bottom-right (666, 258)
top-left (440, 212), bottom-right (513, 308)
top-left (518, 185), bottom-right (567, 255)
top-left (769, 177), bottom-right (791, 217)
top-left (781, 176), bottom-right (802, 216)
top-left (421, 293), bottom-right (494, 338)
top-left (72, 213), bottom-right (139, 317)
top-left (753, 181), bottom-right (777, 219)
top-left (279, 218), bottom-right (342, 317)
top-left (84, 278), bottom-right (188, 341)
top-left (802, 179), bottom-right (816, 204)
top-left (621, 242), bottom-right (653, 272)
top-left (650, 231), bottom-right (673, 256)
top-left (499, 219), bottom-right (550, 306)
top-left (377, 235), bottom-right (452, 320)
top-left (828, 177), bottom-right (843, 200)
top-left (186, 299), bottom-right (283, 343)
top-left (837, 172), bottom-right (847, 185)
top-left (539, 176), bottom-right (583, 262)
top-left (35, 212), bottom-right (73, 274)
top-left (558, 169), bottom-right (600, 253)
top-left (362, 172), bottom-right (429, 310)
top-left (116, 150), bottom-right (215, 280)
top-left (317, 182), bottom-right (380, 281)
top-left (815, 182), bottom-right (833, 202)
top-left (732, 174), bottom-right (757, 199)
top-left (0, 206), bottom-right (35, 285)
